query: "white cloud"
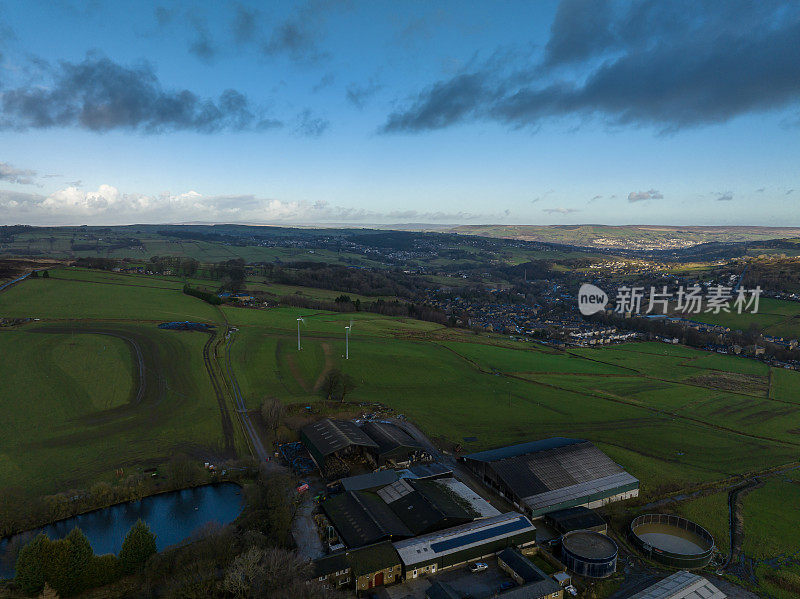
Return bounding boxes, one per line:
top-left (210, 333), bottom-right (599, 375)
top-left (628, 189), bottom-right (663, 202)
top-left (0, 185), bottom-right (504, 225)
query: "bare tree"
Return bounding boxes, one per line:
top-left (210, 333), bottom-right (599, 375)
top-left (260, 397), bottom-right (285, 437)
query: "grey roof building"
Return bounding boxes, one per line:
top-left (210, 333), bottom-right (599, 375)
top-left (393, 512), bottom-right (536, 575)
top-left (377, 478), bottom-right (474, 535)
top-left (340, 470), bottom-right (400, 492)
top-left (300, 418), bottom-right (378, 469)
top-left (461, 438), bottom-right (639, 518)
top-left (362, 421), bottom-right (425, 465)
top-left (627, 571), bottom-right (727, 599)
top-left (321, 490), bottom-right (412, 547)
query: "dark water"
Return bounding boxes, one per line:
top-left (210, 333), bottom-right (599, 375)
top-left (0, 483), bottom-right (244, 579)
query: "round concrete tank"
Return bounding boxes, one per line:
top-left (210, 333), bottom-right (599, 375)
top-left (629, 514), bottom-right (715, 568)
top-left (560, 530), bottom-right (618, 578)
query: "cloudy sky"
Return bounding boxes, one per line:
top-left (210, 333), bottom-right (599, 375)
top-left (0, 0), bottom-right (799, 226)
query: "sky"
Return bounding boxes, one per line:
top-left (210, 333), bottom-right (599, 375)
top-left (0, 0), bottom-right (799, 227)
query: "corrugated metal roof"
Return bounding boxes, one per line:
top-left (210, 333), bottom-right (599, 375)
top-left (464, 438), bottom-right (584, 462)
top-left (362, 421), bottom-right (424, 456)
top-left (468, 439), bottom-right (639, 515)
top-left (301, 418), bottom-right (378, 458)
top-left (627, 571), bottom-right (727, 599)
top-left (322, 491), bottom-right (412, 548)
top-left (341, 470), bottom-right (400, 492)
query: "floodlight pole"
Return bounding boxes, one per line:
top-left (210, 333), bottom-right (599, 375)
top-left (345, 325), bottom-right (351, 360)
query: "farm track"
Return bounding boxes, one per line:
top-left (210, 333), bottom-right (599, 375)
top-left (223, 328), bottom-right (270, 464)
top-left (202, 330), bottom-right (236, 455)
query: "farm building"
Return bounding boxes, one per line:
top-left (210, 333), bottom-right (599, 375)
top-left (461, 438), bottom-right (639, 518)
top-left (545, 506), bottom-right (607, 534)
top-left (311, 541), bottom-right (403, 593)
top-left (497, 548), bottom-right (563, 599)
top-left (361, 421), bottom-right (426, 466)
top-left (300, 418), bottom-right (378, 472)
top-left (377, 478), bottom-right (474, 535)
top-left (408, 461), bottom-right (453, 480)
top-left (340, 469), bottom-right (401, 492)
top-left (627, 570), bottom-right (726, 599)
top-left (392, 512), bottom-right (537, 580)
top-left (321, 490), bottom-right (412, 548)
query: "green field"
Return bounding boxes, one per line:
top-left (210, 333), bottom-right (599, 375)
top-left (2, 266), bottom-right (800, 598)
top-left (0, 268), bottom-right (244, 497)
top-left (682, 297), bottom-right (800, 338)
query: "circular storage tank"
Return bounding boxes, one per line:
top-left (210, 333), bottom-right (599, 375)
top-left (630, 514), bottom-right (715, 568)
top-left (560, 530), bottom-right (618, 578)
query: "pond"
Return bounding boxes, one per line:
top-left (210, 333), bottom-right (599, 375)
top-left (0, 482), bottom-right (245, 579)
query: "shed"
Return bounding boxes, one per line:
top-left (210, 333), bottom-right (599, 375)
top-left (362, 421), bottom-right (425, 465)
top-left (300, 418), bottom-right (378, 470)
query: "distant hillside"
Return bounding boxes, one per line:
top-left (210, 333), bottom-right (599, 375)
top-left (446, 225), bottom-right (800, 251)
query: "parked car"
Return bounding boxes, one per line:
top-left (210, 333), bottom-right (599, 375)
top-left (565, 585), bottom-right (578, 596)
top-left (497, 581), bottom-right (516, 591)
top-left (468, 562), bottom-right (488, 573)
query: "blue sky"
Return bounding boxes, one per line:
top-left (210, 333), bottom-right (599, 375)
top-left (0, 0), bottom-right (798, 226)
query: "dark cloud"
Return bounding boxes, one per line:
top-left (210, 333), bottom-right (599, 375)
top-left (189, 19), bottom-right (216, 63)
top-left (312, 73), bottom-right (335, 93)
top-left (756, 187), bottom-right (766, 192)
top-left (0, 55), bottom-right (282, 133)
top-left (0, 162), bottom-right (37, 185)
top-left (295, 109), bottom-right (329, 137)
top-left (154, 6), bottom-right (174, 27)
top-left (382, 3), bottom-right (800, 133)
top-left (628, 189), bottom-right (663, 202)
top-left (544, 0), bottom-right (617, 67)
top-left (346, 80), bottom-right (383, 109)
top-left (261, 1), bottom-right (332, 66)
top-left (589, 194), bottom-right (602, 202)
top-left (232, 4), bottom-right (259, 44)
top-left (382, 73), bottom-right (492, 132)
top-left (715, 192), bottom-right (734, 201)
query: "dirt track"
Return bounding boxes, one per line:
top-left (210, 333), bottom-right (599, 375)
top-left (202, 330), bottom-right (236, 455)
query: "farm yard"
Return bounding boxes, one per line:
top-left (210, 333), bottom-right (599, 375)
top-left (1, 265), bottom-right (799, 597)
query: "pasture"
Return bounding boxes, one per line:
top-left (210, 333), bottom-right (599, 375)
top-left (225, 307), bottom-right (800, 492)
top-left (0, 270), bottom-right (238, 496)
top-left (2, 267), bottom-right (799, 584)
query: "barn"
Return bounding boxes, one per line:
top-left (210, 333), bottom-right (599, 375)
top-left (361, 421), bottom-right (426, 466)
top-left (461, 437), bottom-right (639, 518)
top-left (300, 418), bottom-right (378, 473)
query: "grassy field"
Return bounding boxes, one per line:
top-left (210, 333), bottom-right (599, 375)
top-left (681, 297), bottom-right (800, 338)
top-left (0, 273), bottom-right (222, 323)
top-left (674, 491), bottom-right (730, 556)
top-left (224, 305), bottom-right (800, 492)
top-left (0, 268), bottom-right (246, 497)
top-left (2, 267), bottom-right (800, 596)
top-left (0, 323), bottom-right (232, 496)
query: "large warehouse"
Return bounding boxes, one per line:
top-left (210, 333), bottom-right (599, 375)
top-left (392, 512), bottom-right (537, 579)
top-left (461, 437), bottom-right (639, 518)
